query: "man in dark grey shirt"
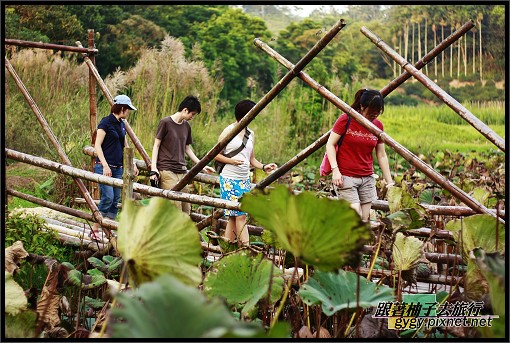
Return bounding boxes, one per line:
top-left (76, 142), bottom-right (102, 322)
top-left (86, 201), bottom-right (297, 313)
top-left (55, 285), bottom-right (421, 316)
top-left (150, 95), bottom-right (214, 214)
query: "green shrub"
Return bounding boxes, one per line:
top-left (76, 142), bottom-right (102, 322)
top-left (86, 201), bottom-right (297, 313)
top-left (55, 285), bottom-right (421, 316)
top-left (5, 211), bottom-right (76, 289)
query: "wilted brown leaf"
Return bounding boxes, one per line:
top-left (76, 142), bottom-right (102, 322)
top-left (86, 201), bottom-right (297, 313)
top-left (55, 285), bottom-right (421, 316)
top-left (5, 240), bottom-right (29, 275)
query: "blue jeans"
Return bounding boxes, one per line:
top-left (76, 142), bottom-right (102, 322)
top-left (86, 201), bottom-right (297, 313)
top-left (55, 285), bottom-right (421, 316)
top-left (94, 164), bottom-right (123, 219)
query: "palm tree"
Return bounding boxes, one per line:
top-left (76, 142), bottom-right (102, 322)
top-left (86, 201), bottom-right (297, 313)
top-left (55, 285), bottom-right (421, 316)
top-left (423, 10), bottom-right (429, 74)
top-left (477, 11), bottom-right (483, 81)
top-left (432, 23), bottom-right (437, 76)
top-left (439, 18), bottom-right (446, 77)
top-left (472, 27), bottom-right (476, 75)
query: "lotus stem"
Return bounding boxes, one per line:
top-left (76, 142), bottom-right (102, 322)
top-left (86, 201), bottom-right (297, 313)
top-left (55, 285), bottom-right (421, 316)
top-left (366, 227), bottom-right (384, 281)
top-left (270, 277), bottom-right (292, 329)
top-left (344, 311), bottom-right (357, 337)
top-left (98, 257), bottom-right (129, 338)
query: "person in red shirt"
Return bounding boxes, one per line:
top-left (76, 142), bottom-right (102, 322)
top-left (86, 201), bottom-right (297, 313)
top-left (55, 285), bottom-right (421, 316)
top-left (325, 88), bottom-right (393, 222)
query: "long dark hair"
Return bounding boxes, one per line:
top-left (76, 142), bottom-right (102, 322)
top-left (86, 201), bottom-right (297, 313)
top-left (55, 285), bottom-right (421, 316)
top-left (351, 88), bottom-right (384, 115)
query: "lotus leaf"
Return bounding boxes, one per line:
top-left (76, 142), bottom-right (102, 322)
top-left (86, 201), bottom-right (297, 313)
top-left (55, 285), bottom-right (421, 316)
top-left (67, 269), bottom-right (106, 290)
top-left (240, 186), bottom-right (370, 271)
top-left (387, 184), bottom-right (426, 216)
top-left (118, 197), bottom-right (202, 287)
top-left (203, 251), bottom-right (284, 319)
top-left (299, 270), bottom-right (395, 316)
top-left (384, 208), bottom-right (426, 232)
top-left (392, 232), bottom-right (424, 271)
top-left (111, 274), bottom-right (288, 338)
top-left (444, 214), bottom-right (504, 263)
top-left (5, 271), bottom-right (27, 315)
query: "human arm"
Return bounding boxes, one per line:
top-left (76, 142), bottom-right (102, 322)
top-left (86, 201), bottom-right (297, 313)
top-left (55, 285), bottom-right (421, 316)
top-left (150, 138), bottom-right (161, 181)
top-left (185, 145), bottom-right (215, 174)
top-left (249, 134), bottom-right (277, 172)
top-left (214, 125), bottom-right (244, 166)
top-left (375, 143), bottom-right (394, 187)
top-left (124, 137), bottom-right (139, 176)
top-left (326, 131), bottom-right (343, 187)
top-left (95, 129), bottom-right (111, 177)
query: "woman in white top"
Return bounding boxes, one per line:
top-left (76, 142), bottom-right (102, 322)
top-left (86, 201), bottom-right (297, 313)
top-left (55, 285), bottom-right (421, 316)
top-left (214, 100), bottom-right (277, 246)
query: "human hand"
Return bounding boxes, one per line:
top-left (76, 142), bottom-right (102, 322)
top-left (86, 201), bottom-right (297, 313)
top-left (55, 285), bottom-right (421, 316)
top-left (150, 169), bottom-right (159, 181)
top-left (103, 165), bottom-right (112, 177)
top-left (230, 158), bottom-right (245, 166)
top-left (203, 166), bottom-right (215, 174)
top-left (263, 163), bottom-right (278, 173)
top-left (133, 164), bottom-right (139, 176)
top-left (331, 169), bottom-right (343, 187)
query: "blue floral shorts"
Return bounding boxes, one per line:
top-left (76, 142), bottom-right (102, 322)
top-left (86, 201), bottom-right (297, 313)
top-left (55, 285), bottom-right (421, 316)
top-left (220, 175), bottom-right (251, 217)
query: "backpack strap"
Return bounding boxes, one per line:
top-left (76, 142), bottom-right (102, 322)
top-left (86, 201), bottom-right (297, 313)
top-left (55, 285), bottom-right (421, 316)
top-left (336, 116), bottom-right (351, 148)
top-left (223, 128), bottom-right (251, 158)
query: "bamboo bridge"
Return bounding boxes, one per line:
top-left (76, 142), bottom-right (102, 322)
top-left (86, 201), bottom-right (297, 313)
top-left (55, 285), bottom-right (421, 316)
top-left (4, 19), bottom-right (505, 292)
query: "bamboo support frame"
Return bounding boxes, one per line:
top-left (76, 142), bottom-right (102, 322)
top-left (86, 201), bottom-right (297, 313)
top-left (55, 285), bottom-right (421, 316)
top-left (4, 56), bottom-right (105, 228)
top-left (88, 30), bottom-right (99, 199)
top-left (253, 21), bottom-right (478, 189)
top-left (252, 40), bottom-right (503, 224)
top-left (170, 19), bottom-right (347, 192)
top-left (4, 38), bottom-right (98, 54)
top-left (361, 26), bottom-right (505, 152)
top-left (6, 148), bottom-right (240, 211)
top-left (75, 41), bottom-right (152, 169)
top-left (380, 21), bottom-right (475, 97)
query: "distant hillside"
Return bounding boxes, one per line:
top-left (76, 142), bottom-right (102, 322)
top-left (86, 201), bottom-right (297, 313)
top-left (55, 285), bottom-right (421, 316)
top-left (240, 4), bottom-right (302, 35)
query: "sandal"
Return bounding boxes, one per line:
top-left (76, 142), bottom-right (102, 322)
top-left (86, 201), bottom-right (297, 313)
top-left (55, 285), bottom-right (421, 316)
top-left (88, 230), bottom-right (101, 242)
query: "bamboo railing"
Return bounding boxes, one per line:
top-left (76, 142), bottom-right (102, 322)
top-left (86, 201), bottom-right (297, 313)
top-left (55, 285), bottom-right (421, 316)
top-left (6, 148), bottom-right (239, 211)
top-left (361, 26), bottom-right (505, 152)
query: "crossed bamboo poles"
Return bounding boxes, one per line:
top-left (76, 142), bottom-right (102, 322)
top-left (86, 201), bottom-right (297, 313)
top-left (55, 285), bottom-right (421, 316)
top-left (5, 19), bottom-right (505, 230)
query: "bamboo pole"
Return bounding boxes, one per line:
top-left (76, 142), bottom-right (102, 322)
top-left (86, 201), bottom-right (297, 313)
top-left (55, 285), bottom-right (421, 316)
top-left (76, 41), bottom-right (152, 168)
top-left (380, 21), bottom-right (475, 97)
top-left (170, 19), bottom-right (347, 192)
top-left (88, 30), bottom-right (99, 199)
top-left (6, 149), bottom-right (240, 211)
top-left (82, 146), bottom-right (225, 186)
top-left (7, 188), bottom-right (118, 230)
top-left (122, 148), bottom-right (135, 203)
top-left (356, 267), bottom-right (462, 286)
top-left (4, 56), bottom-right (105, 228)
top-left (4, 38), bottom-right (98, 54)
top-left (361, 245), bottom-right (463, 265)
top-left (190, 212), bottom-right (264, 235)
top-left (252, 40), bottom-right (502, 224)
top-left (256, 130), bottom-right (330, 189)
top-left (371, 199), bottom-right (504, 218)
top-left (361, 27), bottom-right (505, 152)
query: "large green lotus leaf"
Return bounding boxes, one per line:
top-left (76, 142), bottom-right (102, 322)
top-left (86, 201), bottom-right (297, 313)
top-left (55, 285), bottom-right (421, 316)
top-left (111, 274), bottom-right (288, 338)
top-left (118, 197), bottom-right (202, 287)
top-left (240, 186), bottom-right (370, 271)
top-left (5, 271), bottom-right (27, 315)
top-left (203, 251), bottom-right (284, 319)
top-left (392, 232), bottom-right (424, 271)
top-left (444, 214), bottom-right (505, 264)
top-left (299, 270), bottom-right (395, 316)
